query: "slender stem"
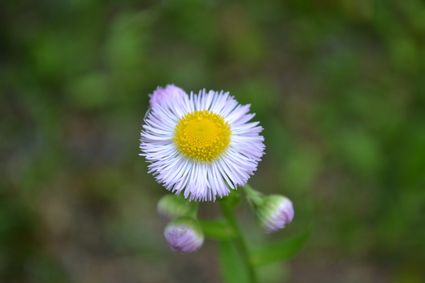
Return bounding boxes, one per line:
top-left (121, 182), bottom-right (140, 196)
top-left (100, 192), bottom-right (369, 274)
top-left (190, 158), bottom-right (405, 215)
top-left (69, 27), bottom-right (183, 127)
top-left (219, 200), bottom-right (257, 283)
top-left (187, 201), bottom-right (199, 218)
top-left (243, 184), bottom-right (264, 206)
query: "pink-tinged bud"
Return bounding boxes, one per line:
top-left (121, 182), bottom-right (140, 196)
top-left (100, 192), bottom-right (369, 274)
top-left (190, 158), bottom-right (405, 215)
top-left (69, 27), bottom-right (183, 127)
top-left (256, 195), bottom-right (294, 233)
top-left (164, 217), bottom-right (204, 253)
top-left (149, 84), bottom-right (187, 107)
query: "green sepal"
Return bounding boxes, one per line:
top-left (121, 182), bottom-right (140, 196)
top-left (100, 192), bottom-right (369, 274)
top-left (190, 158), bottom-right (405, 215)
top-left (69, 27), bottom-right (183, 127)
top-left (200, 219), bottom-right (237, 241)
top-left (250, 229), bottom-right (310, 266)
top-left (168, 216), bottom-right (204, 238)
top-left (219, 240), bottom-right (250, 283)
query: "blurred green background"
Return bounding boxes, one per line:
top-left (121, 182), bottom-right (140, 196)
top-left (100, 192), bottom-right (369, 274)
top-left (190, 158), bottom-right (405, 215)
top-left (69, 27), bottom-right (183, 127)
top-left (1, 0), bottom-right (425, 282)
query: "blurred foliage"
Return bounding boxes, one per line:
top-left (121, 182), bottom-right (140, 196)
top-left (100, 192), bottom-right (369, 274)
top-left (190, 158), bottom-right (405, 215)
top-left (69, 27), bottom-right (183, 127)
top-left (1, 0), bottom-right (425, 282)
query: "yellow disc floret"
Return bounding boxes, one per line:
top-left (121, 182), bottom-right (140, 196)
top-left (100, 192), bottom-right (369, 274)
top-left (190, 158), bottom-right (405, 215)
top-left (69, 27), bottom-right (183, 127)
top-left (173, 110), bottom-right (231, 162)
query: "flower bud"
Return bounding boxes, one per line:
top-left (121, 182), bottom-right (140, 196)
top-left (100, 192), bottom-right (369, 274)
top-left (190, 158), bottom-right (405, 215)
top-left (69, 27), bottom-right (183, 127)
top-left (149, 84), bottom-right (187, 107)
top-left (256, 195), bottom-right (294, 233)
top-left (164, 217), bottom-right (204, 253)
top-left (157, 194), bottom-right (194, 220)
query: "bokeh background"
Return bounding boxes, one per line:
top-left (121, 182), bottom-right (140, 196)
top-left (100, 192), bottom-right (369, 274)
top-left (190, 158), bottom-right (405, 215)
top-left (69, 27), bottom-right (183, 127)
top-left (1, 0), bottom-right (425, 282)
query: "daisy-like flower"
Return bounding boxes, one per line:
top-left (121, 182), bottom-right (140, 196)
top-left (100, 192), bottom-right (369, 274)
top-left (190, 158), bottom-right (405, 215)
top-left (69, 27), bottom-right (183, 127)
top-left (140, 86), bottom-right (265, 201)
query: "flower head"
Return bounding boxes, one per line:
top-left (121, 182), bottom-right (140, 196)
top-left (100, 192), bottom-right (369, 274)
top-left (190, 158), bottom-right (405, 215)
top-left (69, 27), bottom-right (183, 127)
top-left (256, 195), bottom-right (294, 233)
top-left (140, 87), bottom-right (265, 201)
top-left (149, 84), bottom-right (187, 108)
top-left (164, 217), bottom-right (204, 253)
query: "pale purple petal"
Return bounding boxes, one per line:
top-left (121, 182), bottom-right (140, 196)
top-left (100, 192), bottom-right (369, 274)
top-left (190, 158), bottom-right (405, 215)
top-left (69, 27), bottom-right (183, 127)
top-left (260, 196), bottom-right (294, 233)
top-left (149, 84), bottom-right (188, 108)
top-left (164, 223), bottom-right (204, 253)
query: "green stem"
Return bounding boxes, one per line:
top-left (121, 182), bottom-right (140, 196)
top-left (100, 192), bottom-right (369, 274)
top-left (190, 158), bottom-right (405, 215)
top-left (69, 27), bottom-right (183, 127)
top-left (243, 184), bottom-right (264, 207)
top-left (187, 201), bottom-right (199, 218)
top-left (219, 200), bottom-right (257, 283)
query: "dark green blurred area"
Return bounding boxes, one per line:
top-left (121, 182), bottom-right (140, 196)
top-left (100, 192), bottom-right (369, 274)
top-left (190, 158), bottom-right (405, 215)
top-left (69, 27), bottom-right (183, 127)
top-left (1, 0), bottom-right (425, 282)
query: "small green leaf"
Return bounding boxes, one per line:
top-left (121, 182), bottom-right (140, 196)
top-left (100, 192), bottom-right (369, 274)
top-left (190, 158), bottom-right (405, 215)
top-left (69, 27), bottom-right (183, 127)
top-left (200, 219), bottom-right (236, 240)
top-left (250, 230), bottom-right (310, 266)
top-left (219, 241), bottom-right (250, 283)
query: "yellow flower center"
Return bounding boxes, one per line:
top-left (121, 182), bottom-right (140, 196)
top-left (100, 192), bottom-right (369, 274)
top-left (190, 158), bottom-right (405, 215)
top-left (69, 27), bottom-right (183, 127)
top-left (173, 110), bottom-right (231, 162)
